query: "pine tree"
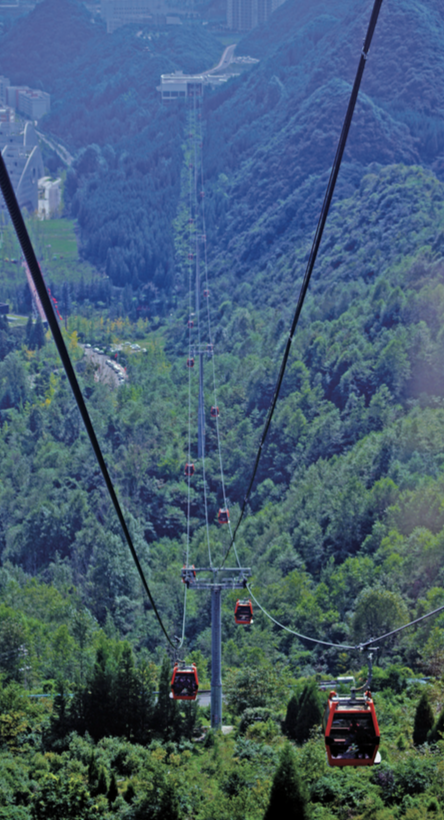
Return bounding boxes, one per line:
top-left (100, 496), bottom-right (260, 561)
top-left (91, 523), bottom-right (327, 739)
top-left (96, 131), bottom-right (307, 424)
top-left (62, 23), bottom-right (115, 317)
top-left (283, 695), bottom-right (299, 740)
top-left (294, 680), bottom-right (323, 743)
top-left (97, 767), bottom-right (108, 796)
top-left (108, 772), bottom-right (118, 805)
top-left (88, 753), bottom-right (99, 794)
top-left (263, 743), bottom-right (310, 820)
top-left (284, 681), bottom-right (323, 744)
top-left (428, 704), bottom-right (444, 744)
top-left (154, 654), bottom-right (178, 739)
top-left (114, 642), bottom-right (139, 740)
top-left (413, 691), bottom-right (434, 745)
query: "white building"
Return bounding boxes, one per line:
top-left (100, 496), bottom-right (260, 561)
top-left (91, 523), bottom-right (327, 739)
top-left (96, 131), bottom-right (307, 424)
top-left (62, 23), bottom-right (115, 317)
top-left (0, 76), bottom-right (10, 105)
top-left (18, 89), bottom-right (50, 120)
top-left (5, 84), bottom-right (50, 120)
top-left (38, 176), bottom-right (61, 219)
top-left (227, 0), bottom-right (285, 30)
top-left (0, 122), bottom-right (44, 219)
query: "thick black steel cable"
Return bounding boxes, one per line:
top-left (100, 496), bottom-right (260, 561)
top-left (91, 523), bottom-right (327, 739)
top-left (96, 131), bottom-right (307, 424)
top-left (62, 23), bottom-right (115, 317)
top-left (0, 153), bottom-right (175, 649)
top-left (358, 602), bottom-right (444, 650)
top-left (249, 586), bottom-right (444, 652)
top-left (220, 0), bottom-right (384, 568)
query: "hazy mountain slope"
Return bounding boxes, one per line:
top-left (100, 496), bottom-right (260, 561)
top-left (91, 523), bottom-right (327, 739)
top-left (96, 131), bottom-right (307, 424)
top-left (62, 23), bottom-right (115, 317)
top-left (0, 0), bottom-right (221, 147)
top-left (202, 0), bottom-right (444, 280)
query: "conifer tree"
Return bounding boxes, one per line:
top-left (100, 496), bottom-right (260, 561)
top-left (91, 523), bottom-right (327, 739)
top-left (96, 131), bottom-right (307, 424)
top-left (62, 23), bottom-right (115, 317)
top-left (88, 753), bottom-right (99, 794)
top-left (97, 767), bottom-right (108, 796)
top-left (428, 704), bottom-right (444, 744)
top-left (108, 772), bottom-right (118, 805)
top-left (283, 695), bottom-right (299, 740)
top-left (263, 743), bottom-right (310, 820)
top-left (114, 642), bottom-right (139, 740)
top-left (284, 681), bottom-right (323, 744)
top-left (295, 680), bottom-right (323, 743)
top-left (413, 691), bottom-right (434, 745)
top-left (154, 654), bottom-right (178, 739)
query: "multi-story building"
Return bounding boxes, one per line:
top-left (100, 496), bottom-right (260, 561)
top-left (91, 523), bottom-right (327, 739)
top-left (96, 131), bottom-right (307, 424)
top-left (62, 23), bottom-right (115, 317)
top-left (0, 76), bottom-right (10, 105)
top-left (5, 82), bottom-right (50, 120)
top-left (0, 121), bottom-right (45, 219)
top-left (101, 0), bottom-right (153, 34)
top-left (18, 89), bottom-right (51, 120)
top-left (227, 0), bottom-right (284, 30)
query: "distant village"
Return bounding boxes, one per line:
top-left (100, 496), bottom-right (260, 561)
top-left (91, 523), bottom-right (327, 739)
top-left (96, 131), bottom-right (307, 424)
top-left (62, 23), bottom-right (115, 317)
top-left (0, 0), bottom-right (286, 35)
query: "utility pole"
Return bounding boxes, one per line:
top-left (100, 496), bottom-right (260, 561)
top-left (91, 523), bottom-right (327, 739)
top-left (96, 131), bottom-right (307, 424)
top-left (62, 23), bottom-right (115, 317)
top-left (181, 566), bottom-right (251, 729)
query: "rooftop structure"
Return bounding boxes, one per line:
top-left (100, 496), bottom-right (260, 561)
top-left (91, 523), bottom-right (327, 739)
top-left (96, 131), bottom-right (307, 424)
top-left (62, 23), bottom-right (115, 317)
top-left (159, 71), bottom-right (228, 101)
top-left (38, 176), bottom-right (62, 219)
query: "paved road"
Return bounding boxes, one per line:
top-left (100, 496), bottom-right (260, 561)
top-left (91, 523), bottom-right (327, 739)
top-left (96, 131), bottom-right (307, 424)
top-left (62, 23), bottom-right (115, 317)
top-left (36, 129), bottom-right (73, 167)
top-left (205, 44), bottom-right (237, 76)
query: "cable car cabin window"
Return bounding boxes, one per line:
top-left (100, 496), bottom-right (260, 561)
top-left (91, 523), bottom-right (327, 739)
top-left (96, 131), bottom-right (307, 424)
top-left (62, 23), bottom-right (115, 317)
top-left (325, 710), bottom-right (379, 766)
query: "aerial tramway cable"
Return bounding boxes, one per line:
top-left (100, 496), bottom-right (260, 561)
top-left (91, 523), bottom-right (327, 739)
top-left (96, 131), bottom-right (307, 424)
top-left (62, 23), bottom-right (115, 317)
top-left (219, 0), bottom-right (385, 569)
top-left (0, 152), bottom-right (177, 650)
top-left (196, 106), bottom-right (242, 570)
top-left (248, 583), bottom-right (444, 652)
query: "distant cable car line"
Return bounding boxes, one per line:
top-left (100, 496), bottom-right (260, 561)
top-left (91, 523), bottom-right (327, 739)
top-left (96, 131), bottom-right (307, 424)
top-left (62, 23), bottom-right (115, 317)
top-left (219, 0), bottom-right (385, 570)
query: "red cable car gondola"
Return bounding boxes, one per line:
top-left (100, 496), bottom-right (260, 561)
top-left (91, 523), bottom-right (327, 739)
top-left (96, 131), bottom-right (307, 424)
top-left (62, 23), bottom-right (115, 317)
top-left (170, 663), bottom-right (199, 701)
top-left (218, 508), bottom-right (229, 524)
top-left (188, 318), bottom-right (194, 329)
top-left (210, 406), bottom-right (219, 418)
top-left (234, 599), bottom-right (253, 626)
top-left (188, 253), bottom-right (194, 261)
top-left (181, 565), bottom-right (196, 585)
top-left (187, 358), bottom-right (195, 368)
top-left (207, 343), bottom-right (213, 356)
top-left (324, 690), bottom-right (381, 767)
top-left (184, 462), bottom-right (195, 477)
top-left (203, 289), bottom-right (210, 298)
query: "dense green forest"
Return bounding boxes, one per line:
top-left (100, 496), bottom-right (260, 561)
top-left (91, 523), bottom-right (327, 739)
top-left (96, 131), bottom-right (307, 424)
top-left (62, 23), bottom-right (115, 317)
top-left (2, 0), bottom-right (444, 816)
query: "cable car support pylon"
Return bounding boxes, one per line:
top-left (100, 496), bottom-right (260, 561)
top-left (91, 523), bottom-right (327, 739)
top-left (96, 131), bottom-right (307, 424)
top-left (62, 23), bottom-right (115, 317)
top-left (182, 566), bottom-right (251, 729)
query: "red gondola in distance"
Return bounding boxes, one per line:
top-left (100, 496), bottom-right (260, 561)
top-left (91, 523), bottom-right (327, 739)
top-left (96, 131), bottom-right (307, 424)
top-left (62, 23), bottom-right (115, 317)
top-left (218, 508), bottom-right (229, 524)
top-left (184, 462), bottom-right (195, 477)
top-left (210, 406), bottom-right (219, 418)
top-left (324, 690), bottom-right (381, 767)
top-left (188, 253), bottom-right (194, 261)
top-left (200, 191), bottom-right (205, 198)
top-left (203, 289), bottom-right (210, 298)
top-left (187, 358), bottom-right (195, 368)
top-left (181, 564), bottom-right (196, 584)
top-left (207, 343), bottom-right (213, 356)
top-left (188, 318), bottom-right (194, 329)
top-left (170, 663), bottom-right (199, 701)
top-left (234, 599), bottom-right (253, 626)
